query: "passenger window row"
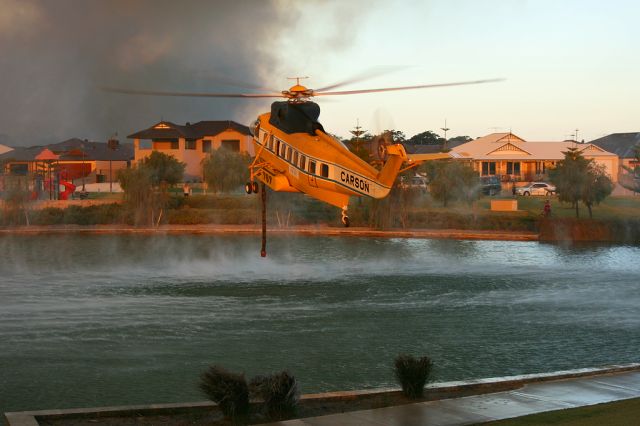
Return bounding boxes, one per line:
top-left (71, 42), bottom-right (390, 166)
top-left (260, 133), bottom-right (330, 178)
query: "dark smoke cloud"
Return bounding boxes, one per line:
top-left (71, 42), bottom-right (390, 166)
top-left (0, 0), bottom-right (297, 146)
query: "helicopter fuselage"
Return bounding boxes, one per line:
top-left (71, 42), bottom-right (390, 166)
top-left (251, 111), bottom-right (397, 210)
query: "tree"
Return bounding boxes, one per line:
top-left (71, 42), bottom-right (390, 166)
top-left (202, 148), bottom-right (250, 193)
top-left (408, 131), bottom-right (443, 145)
top-left (118, 165), bottom-right (161, 225)
top-left (383, 129), bottom-right (406, 143)
top-left (141, 151), bottom-right (185, 187)
top-left (550, 147), bottom-right (613, 218)
top-left (425, 160), bottom-right (479, 207)
top-left (117, 151), bottom-right (184, 225)
top-left (582, 163), bottom-right (613, 218)
top-left (447, 135), bottom-right (473, 145)
top-left (1, 175), bottom-right (32, 225)
top-left (549, 147), bottom-right (591, 218)
top-left (346, 132), bottom-right (373, 163)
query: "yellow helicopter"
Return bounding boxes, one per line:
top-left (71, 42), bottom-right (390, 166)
top-left (106, 76), bottom-right (499, 223)
top-left (105, 75), bottom-right (500, 255)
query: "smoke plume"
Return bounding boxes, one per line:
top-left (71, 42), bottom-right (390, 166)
top-left (0, 0), bottom-right (297, 146)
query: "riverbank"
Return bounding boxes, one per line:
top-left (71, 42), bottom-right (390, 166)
top-left (3, 194), bottom-right (640, 242)
top-left (0, 224), bottom-right (539, 241)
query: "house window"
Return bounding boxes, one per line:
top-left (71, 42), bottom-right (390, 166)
top-left (139, 140), bottom-right (152, 150)
top-left (481, 161), bottom-right (496, 175)
top-left (222, 139), bottom-right (240, 152)
top-left (299, 155), bottom-right (306, 170)
top-left (308, 160), bottom-right (316, 174)
top-left (320, 163), bottom-right (329, 178)
top-left (152, 139), bottom-right (178, 150)
top-left (506, 161), bottom-right (520, 175)
top-left (186, 140), bottom-right (196, 150)
top-left (202, 140), bottom-right (212, 153)
top-left (9, 164), bottom-right (28, 175)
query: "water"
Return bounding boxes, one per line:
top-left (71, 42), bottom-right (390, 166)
top-left (1, 235), bottom-right (639, 419)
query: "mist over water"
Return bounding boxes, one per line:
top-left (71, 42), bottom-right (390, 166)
top-left (1, 235), bottom-right (639, 418)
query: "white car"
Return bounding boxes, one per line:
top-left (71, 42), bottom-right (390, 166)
top-left (516, 182), bottom-right (556, 196)
top-left (399, 175), bottom-right (428, 191)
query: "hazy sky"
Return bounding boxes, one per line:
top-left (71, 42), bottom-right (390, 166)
top-left (1, 0), bottom-right (638, 146)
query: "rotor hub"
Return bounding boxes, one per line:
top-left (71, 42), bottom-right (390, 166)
top-left (282, 84), bottom-right (314, 102)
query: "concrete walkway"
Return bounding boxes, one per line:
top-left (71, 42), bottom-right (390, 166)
top-left (262, 370), bottom-right (640, 425)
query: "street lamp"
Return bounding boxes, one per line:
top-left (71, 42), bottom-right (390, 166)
top-left (108, 133), bottom-right (119, 193)
top-left (81, 141), bottom-right (86, 192)
top-left (440, 119), bottom-right (450, 151)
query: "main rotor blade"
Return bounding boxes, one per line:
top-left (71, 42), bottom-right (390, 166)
top-left (194, 72), bottom-right (280, 93)
top-left (315, 66), bottom-right (407, 92)
top-left (101, 87), bottom-right (285, 98)
top-left (314, 78), bottom-right (504, 96)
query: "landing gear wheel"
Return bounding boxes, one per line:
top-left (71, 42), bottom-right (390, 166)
top-left (341, 209), bottom-right (350, 227)
top-left (245, 182), bottom-right (253, 194)
top-left (252, 181), bottom-right (259, 193)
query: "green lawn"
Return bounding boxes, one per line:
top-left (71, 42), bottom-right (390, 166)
top-left (477, 195), bottom-right (640, 221)
top-left (86, 192), bottom-right (123, 200)
top-left (479, 397), bottom-right (640, 425)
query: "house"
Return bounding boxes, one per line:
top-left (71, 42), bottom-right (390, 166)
top-left (0, 138), bottom-right (133, 182)
top-left (128, 120), bottom-right (253, 180)
top-left (590, 132), bottom-right (640, 192)
top-left (590, 133), bottom-right (640, 172)
top-left (451, 133), bottom-right (619, 182)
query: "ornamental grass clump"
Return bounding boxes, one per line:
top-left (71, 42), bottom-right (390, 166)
top-left (199, 365), bottom-right (249, 422)
top-left (250, 371), bottom-right (299, 420)
top-left (394, 354), bottom-right (433, 399)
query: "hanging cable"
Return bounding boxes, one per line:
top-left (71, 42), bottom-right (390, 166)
top-left (261, 182), bottom-right (267, 257)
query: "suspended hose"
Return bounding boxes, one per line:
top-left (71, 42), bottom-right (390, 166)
top-left (261, 182), bottom-right (267, 257)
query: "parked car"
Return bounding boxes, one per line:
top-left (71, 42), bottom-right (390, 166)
top-left (515, 182), bottom-right (556, 196)
top-left (400, 175), bottom-right (428, 192)
top-left (480, 176), bottom-right (502, 196)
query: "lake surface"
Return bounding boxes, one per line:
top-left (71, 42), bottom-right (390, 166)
top-left (1, 234), bottom-right (639, 418)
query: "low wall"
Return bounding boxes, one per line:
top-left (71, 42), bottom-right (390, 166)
top-left (32, 200), bottom-right (122, 209)
top-left (539, 218), bottom-right (640, 243)
top-left (0, 199), bottom-right (122, 210)
top-left (5, 363), bottom-right (640, 426)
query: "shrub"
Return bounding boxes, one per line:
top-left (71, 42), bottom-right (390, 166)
top-left (250, 371), bottom-right (299, 421)
top-left (394, 354), bottom-right (433, 399)
top-left (199, 365), bottom-right (249, 421)
top-left (32, 207), bottom-right (65, 225)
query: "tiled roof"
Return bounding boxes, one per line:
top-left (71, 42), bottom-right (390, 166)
top-left (590, 133), bottom-right (640, 159)
top-left (0, 144), bottom-right (12, 155)
top-left (403, 138), bottom-right (468, 154)
top-left (0, 138), bottom-right (134, 162)
top-left (452, 133), bottom-right (617, 160)
top-left (403, 143), bottom-right (446, 154)
top-left (128, 120), bottom-right (250, 140)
